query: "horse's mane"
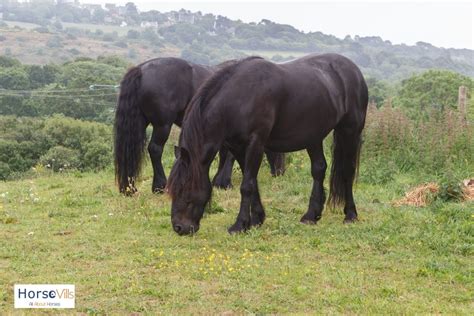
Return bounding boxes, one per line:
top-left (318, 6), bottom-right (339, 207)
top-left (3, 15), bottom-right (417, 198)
top-left (167, 56), bottom-right (263, 198)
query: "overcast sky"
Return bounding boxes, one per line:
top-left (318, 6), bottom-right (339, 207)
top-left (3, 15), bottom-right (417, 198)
top-left (84, 0), bottom-right (473, 49)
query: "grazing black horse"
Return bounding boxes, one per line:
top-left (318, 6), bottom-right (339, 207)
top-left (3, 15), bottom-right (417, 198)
top-left (114, 57), bottom-right (285, 194)
top-left (167, 53), bottom-right (368, 235)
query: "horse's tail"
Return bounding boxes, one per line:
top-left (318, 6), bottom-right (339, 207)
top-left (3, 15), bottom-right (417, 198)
top-left (328, 127), bottom-right (362, 207)
top-left (114, 66), bottom-right (147, 195)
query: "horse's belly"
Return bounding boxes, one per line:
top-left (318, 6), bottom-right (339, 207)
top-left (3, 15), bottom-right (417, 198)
top-left (266, 127), bottom-right (331, 152)
top-left (266, 104), bottom-right (338, 152)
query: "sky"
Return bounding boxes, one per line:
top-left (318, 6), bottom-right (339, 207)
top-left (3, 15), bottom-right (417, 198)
top-left (82, 0), bottom-right (473, 49)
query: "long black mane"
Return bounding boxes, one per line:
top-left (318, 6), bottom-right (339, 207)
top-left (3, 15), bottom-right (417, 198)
top-left (167, 56), bottom-right (263, 198)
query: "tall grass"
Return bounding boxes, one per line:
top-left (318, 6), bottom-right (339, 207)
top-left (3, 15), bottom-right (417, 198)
top-left (360, 103), bottom-right (473, 184)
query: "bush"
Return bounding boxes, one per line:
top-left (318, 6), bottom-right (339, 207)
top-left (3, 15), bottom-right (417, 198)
top-left (0, 116), bottom-right (112, 177)
top-left (0, 161), bottom-right (11, 180)
top-left (437, 170), bottom-right (464, 202)
top-left (39, 146), bottom-right (81, 172)
top-left (82, 141), bottom-right (112, 171)
top-left (360, 104), bottom-right (474, 184)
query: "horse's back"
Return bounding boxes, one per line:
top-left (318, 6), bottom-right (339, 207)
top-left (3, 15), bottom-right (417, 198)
top-left (138, 58), bottom-right (213, 126)
top-left (223, 54), bottom-right (367, 152)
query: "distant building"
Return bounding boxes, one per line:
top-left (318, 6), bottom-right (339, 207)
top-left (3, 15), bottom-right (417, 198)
top-left (30, 0), bottom-right (56, 4)
top-left (117, 6), bottom-right (127, 16)
top-left (177, 9), bottom-right (195, 24)
top-left (82, 3), bottom-right (102, 14)
top-left (105, 3), bottom-right (118, 14)
top-left (140, 21), bottom-right (158, 29)
top-left (57, 0), bottom-right (76, 5)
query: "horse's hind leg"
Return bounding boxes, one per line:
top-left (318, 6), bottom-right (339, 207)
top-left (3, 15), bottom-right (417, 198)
top-left (300, 142), bottom-right (327, 224)
top-left (341, 131), bottom-right (361, 223)
top-left (148, 125), bottom-right (171, 193)
top-left (332, 126), bottom-right (362, 223)
top-left (228, 137), bottom-right (266, 233)
top-left (212, 147), bottom-right (234, 189)
top-left (265, 150), bottom-right (285, 176)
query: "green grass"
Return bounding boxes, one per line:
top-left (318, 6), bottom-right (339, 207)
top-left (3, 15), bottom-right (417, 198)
top-left (0, 144), bottom-right (473, 314)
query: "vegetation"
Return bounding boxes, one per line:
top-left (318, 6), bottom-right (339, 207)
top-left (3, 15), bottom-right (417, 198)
top-left (0, 112), bottom-right (472, 313)
top-left (393, 70), bottom-right (473, 116)
top-left (0, 56), bottom-right (125, 120)
top-left (0, 3), bottom-right (473, 313)
top-left (0, 3), bottom-right (472, 80)
top-left (0, 115), bottom-right (112, 180)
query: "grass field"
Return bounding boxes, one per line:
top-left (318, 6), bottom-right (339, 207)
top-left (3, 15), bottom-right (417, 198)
top-left (0, 139), bottom-right (473, 314)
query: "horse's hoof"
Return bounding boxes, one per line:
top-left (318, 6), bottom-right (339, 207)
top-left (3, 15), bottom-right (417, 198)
top-left (228, 221), bottom-right (249, 234)
top-left (271, 169), bottom-right (285, 177)
top-left (213, 180), bottom-right (232, 190)
top-left (122, 187), bottom-right (137, 196)
top-left (250, 213), bottom-right (265, 227)
top-left (152, 187), bottom-right (166, 194)
top-left (300, 214), bottom-right (320, 225)
top-left (343, 217), bottom-right (358, 224)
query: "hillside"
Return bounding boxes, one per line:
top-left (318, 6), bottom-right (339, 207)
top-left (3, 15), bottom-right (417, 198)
top-left (0, 4), bottom-right (473, 81)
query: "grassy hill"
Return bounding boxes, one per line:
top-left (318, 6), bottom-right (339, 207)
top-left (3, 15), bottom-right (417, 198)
top-left (0, 21), bottom-right (179, 65)
top-left (1, 13), bottom-right (473, 81)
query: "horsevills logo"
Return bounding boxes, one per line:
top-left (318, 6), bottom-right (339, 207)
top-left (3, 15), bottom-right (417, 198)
top-left (14, 284), bottom-right (75, 309)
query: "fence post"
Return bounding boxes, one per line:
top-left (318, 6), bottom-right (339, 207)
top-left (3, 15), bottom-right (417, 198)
top-left (458, 85), bottom-right (467, 125)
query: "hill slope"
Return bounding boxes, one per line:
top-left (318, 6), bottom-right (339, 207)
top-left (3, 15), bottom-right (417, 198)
top-left (1, 7), bottom-right (473, 81)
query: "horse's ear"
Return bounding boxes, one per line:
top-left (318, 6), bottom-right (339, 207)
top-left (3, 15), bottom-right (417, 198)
top-left (174, 146), bottom-right (180, 159)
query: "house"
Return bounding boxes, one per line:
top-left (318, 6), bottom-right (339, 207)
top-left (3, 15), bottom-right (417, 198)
top-left (105, 3), bottom-right (118, 14)
top-left (140, 21), bottom-right (158, 29)
top-left (82, 4), bottom-right (102, 14)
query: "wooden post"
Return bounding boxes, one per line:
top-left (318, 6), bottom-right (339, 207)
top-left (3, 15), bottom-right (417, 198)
top-left (458, 85), bottom-right (467, 124)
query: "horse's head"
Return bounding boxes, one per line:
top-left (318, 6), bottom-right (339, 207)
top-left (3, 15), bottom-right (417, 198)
top-left (167, 146), bottom-right (212, 235)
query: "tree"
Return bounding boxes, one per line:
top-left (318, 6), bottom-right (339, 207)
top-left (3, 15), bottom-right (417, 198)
top-left (0, 67), bottom-right (29, 89)
top-left (127, 29), bottom-right (140, 39)
top-left (92, 8), bottom-right (106, 23)
top-left (366, 77), bottom-right (390, 107)
top-left (125, 2), bottom-right (140, 24)
top-left (393, 70), bottom-right (473, 113)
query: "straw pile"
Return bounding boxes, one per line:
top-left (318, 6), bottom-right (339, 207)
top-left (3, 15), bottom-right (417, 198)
top-left (395, 179), bottom-right (474, 207)
top-left (463, 178), bottom-right (474, 201)
top-left (394, 182), bottom-right (439, 207)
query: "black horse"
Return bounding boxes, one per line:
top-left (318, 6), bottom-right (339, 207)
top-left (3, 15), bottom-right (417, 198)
top-left (114, 57), bottom-right (285, 194)
top-left (167, 53), bottom-right (368, 235)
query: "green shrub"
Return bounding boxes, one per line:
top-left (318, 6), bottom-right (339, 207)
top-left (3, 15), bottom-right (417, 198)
top-left (437, 170), bottom-right (464, 202)
top-left (0, 161), bottom-right (11, 180)
top-left (360, 105), bottom-right (474, 183)
top-left (82, 140), bottom-right (112, 171)
top-left (39, 146), bottom-right (81, 172)
top-left (0, 116), bottom-right (112, 177)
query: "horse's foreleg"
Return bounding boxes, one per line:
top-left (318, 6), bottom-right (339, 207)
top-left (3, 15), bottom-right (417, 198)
top-left (228, 138), bottom-right (265, 233)
top-left (301, 142), bottom-right (327, 224)
top-left (149, 125), bottom-right (171, 193)
top-left (212, 147), bottom-right (234, 189)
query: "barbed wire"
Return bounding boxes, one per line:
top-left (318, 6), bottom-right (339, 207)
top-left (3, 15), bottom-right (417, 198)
top-left (0, 87), bottom-right (117, 94)
top-left (0, 92), bottom-right (118, 99)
